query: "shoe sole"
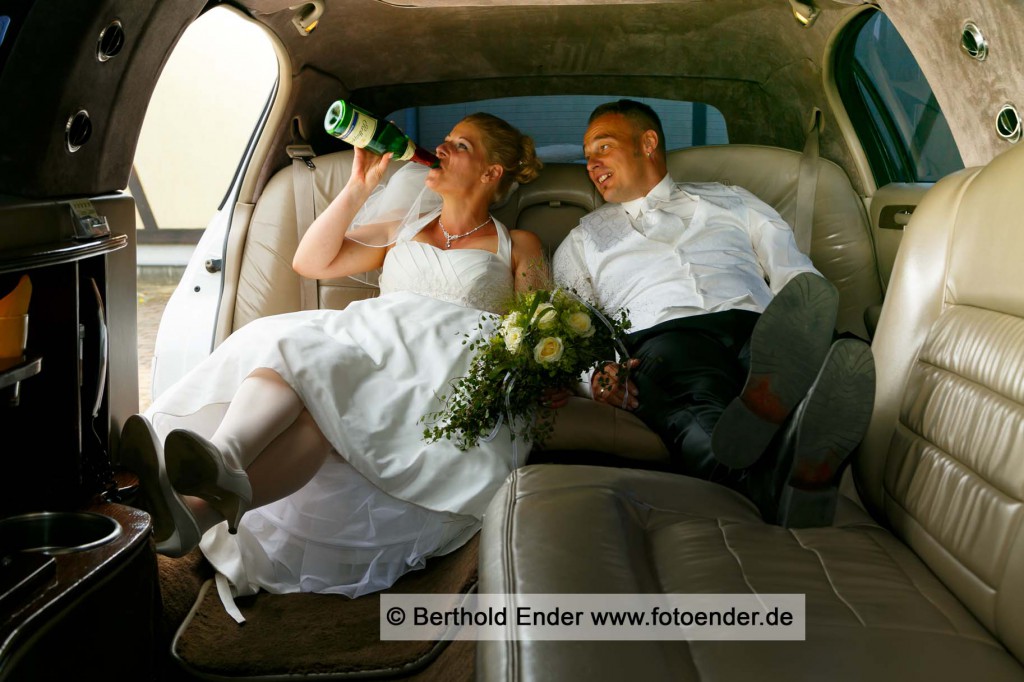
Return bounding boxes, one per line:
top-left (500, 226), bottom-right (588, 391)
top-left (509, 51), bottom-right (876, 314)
top-left (712, 272), bottom-right (838, 468)
top-left (777, 339), bottom-right (876, 527)
top-left (120, 415), bottom-right (197, 557)
top-left (165, 430), bottom-right (251, 534)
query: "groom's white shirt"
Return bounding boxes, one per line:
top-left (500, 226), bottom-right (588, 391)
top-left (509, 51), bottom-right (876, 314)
top-left (553, 174), bottom-right (820, 334)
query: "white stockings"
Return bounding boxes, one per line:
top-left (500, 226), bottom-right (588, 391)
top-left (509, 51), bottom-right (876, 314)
top-left (189, 368), bottom-right (335, 526)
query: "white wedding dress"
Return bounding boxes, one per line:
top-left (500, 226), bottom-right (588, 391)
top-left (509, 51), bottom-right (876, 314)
top-left (146, 211), bottom-right (522, 598)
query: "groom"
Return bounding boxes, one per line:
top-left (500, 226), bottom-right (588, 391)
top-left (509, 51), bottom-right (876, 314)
top-left (552, 99), bottom-right (875, 527)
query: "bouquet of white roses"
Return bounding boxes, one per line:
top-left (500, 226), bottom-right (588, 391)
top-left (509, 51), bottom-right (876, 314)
top-left (422, 289), bottom-right (630, 451)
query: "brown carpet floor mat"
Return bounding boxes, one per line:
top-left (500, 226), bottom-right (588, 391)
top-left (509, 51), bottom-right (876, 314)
top-left (159, 549), bottom-right (215, 642)
top-left (171, 534), bottom-right (479, 680)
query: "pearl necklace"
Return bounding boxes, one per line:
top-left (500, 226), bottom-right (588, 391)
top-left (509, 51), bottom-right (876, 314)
top-left (438, 216), bottom-right (492, 249)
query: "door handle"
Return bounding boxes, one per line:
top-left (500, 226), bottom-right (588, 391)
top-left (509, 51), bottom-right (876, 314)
top-left (879, 204), bottom-right (916, 230)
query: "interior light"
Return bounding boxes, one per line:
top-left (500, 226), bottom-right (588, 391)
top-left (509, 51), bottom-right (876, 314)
top-left (788, 0), bottom-right (820, 28)
top-left (291, 2), bottom-right (323, 37)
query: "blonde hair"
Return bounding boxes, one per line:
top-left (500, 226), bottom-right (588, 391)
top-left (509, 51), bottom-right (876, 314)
top-left (462, 113), bottom-right (542, 197)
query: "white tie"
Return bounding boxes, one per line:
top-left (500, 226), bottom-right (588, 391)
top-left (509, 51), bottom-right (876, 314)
top-left (641, 198), bottom-right (684, 244)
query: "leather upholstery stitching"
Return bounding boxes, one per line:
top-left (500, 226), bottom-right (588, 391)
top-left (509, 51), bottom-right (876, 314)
top-left (916, 353), bottom-right (1024, 426)
top-left (788, 528), bottom-right (867, 626)
top-left (715, 518), bottom-right (758, 595)
top-left (889, 414), bottom-right (1021, 588)
top-left (880, 434), bottom-right (1001, 594)
top-left (503, 469), bottom-right (519, 679)
top-left (892, 411), bottom-right (1020, 512)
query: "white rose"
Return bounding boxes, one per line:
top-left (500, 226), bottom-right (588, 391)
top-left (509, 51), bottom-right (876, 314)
top-left (501, 312), bottom-right (521, 334)
top-left (504, 326), bottom-right (524, 353)
top-left (564, 310), bottom-right (595, 337)
top-left (534, 336), bottom-right (564, 364)
top-left (532, 303), bottom-right (558, 330)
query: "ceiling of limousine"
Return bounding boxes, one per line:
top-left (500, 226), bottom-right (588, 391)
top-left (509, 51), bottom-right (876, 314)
top-left (0, 0), bottom-right (1021, 199)
top-left (876, 0), bottom-right (1024, 169)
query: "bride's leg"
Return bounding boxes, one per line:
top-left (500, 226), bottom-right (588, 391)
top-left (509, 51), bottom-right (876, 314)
top-left (129, 369), bottom-right (333, 554)
top-left (166, 367), bottom-right (307, 533)
top-left (245, 409), bottom-right (334, 506)
top-left (210, 367), bottom-right (305, 470)
top-left (177, 410), bottom-right (333, 532)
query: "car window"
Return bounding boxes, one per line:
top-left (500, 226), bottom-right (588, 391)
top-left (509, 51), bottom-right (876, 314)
top-left (836, 10), bottom-right (964, 184)
top-left (390, 96), bottom-right (728, 163)
top-left (131, 6), bottom-right (277, 244)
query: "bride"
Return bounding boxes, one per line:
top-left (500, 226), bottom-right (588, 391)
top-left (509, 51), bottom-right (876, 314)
top-left (122, 113), bottom-right (547, 600)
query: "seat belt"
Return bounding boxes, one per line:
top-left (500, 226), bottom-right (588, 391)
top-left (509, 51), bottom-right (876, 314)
top-left (287, 142), bottom-right (319, 311)
top-left (793, 108), bottom-right (821, 255)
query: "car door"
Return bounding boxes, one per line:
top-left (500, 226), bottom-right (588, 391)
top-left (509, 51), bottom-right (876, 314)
top-left (132, 6), bottom-right (280, 408)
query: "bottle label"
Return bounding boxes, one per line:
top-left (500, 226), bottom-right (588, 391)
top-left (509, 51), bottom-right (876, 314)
top-left (396, 139), bottom-right (415, 161)
top-left (338, 111), bottom-right (377, 147)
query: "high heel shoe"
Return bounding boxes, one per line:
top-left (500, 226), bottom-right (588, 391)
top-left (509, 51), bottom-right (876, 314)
top-left (119, 415), bottom-right (202, 557)
top-left (165, 429), bottom-right (253, 534)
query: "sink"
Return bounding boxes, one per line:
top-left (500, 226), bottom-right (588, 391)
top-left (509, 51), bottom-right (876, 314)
top-left (0, 511), bottom-right (121, 555)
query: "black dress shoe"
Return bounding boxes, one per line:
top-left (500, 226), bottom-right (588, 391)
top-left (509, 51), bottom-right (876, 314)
top-left (745, 338), bottom-right (876, 528)
top-left (711, 272), bottom-right (839, 468)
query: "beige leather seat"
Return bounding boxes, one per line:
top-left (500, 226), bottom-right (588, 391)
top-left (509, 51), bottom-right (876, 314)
top-left (477, 143), bottom-right (1024, 679)
top-left (490, 162), bottom-right (602, 258)
top-left (230, 153), bottom-right (402, 331)
top-left (227, 146), bottom-right (882, 461)
top-left (668, 144), bottom-right (881, 340)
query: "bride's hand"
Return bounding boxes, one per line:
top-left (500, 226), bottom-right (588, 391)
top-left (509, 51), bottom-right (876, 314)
top-left (349, 148), bottom-right (392, 190)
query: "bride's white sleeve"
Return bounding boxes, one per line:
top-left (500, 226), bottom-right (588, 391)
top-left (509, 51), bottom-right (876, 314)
top-left (552, 230), bottom-right (598, 305)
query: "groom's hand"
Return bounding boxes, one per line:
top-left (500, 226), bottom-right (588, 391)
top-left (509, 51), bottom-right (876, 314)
top-left (541, 387), bottom-right (572, 409)
top-left (592, 359), bottom-right (639, 410)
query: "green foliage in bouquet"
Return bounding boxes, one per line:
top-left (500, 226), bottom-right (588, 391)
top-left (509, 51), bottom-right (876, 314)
top-left (422, 289), bottom-right (630, 450)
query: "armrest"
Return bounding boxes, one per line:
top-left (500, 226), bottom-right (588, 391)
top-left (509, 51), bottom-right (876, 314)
top-left (541, 397), bottom-right (669, 461)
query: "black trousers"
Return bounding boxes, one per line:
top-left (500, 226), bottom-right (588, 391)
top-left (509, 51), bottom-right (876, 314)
top-left (628, 310), bottom-right (760, 487)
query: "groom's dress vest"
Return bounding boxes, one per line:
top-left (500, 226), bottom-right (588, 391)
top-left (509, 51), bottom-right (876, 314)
top-left (553, 179), bottom-right (818, 333)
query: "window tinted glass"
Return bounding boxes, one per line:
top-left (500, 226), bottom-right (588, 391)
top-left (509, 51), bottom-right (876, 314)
top-left (837, 11), bottom-right (963, 184)
top-left (390, 96), bottom-right (727, 163)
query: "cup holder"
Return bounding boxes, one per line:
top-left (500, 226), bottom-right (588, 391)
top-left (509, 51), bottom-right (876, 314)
top-left (0, 511), bottom-right (121, 555)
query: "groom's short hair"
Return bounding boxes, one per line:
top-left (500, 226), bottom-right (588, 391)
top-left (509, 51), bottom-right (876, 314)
top-left (589, 99), bottom-right (667, 154)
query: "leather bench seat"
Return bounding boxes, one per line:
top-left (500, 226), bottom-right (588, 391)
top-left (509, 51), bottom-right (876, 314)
top-left (476, 142), bottom-right (1024, 679)
top-left (479, 465), bottom-right (1024, 681)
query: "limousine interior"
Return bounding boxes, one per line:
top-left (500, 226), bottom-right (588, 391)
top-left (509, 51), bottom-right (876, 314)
top-left (2, 0), bottom-right (1024, 680)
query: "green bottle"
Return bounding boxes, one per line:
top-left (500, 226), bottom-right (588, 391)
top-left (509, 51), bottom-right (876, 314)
top-left (324, 100), bottom-right (440, 168)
